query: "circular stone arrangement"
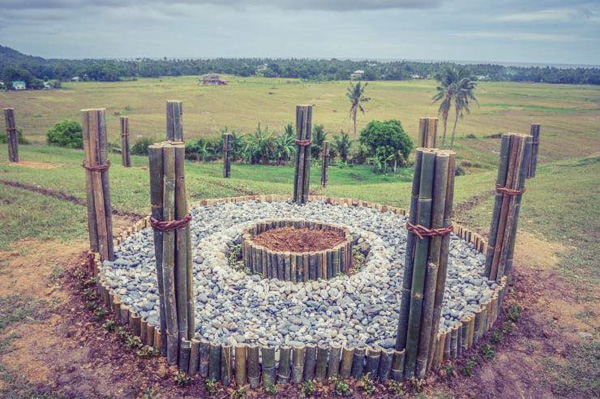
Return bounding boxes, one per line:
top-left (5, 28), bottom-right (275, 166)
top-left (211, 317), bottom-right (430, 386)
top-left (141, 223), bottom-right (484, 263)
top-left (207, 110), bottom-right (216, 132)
top-left (241, 220), bottom-right (354, 281)
top-left (102, 198), bottom-right (499, 351)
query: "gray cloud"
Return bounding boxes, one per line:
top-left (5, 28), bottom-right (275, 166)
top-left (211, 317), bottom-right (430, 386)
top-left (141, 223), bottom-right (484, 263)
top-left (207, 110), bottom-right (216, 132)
top-left (0, 0), bottom-right (442, 11)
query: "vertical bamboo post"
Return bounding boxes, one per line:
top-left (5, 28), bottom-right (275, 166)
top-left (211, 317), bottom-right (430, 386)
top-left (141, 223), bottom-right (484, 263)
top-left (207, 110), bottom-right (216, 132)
top-left (418, 117), bottom-right (438, 148)
top-left (484, 133), bottom-right (531, 281)
top-left (82, 109), bottom-right (114, 261)
top-left (293, 105), bottom-right (312, 204)
top-left (166, 100), bottom-right (183, 141)
top-left (4, 108), bottom-right (18, 162)
top-left (120, 116), bottom-right (131, 167)
top-left (235, 344), bottom-right (247, 386)
top-left (527, 123), bottom-right (541, 179)
top-left (396, 148), bottom-right (455, 379)
top-left (223, 132), bottom-right (232, 178)
top-left (321, 141), bottom-right (329, 188)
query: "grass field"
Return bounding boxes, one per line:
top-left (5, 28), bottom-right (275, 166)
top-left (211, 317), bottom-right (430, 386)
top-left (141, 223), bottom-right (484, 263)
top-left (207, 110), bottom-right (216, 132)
top-left (1, 77), bottom-right (599, 163)
top-left (0, 78), bottom-right (599, 398)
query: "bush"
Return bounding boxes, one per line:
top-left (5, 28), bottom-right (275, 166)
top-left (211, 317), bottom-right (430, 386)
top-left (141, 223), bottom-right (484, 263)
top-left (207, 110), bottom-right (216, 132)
top-left (0, 128), bottom-right (29, 145)
top-left (359, 119), bottom-right (413, 173)
top-left (130, 137), bottom-right (154, 156)
top-left (46, 120), bottom-right (83, 148)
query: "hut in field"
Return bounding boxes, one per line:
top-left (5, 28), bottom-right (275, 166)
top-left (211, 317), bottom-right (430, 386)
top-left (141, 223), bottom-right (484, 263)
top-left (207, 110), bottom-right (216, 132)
top-left (200, 74), bottom-right (228, 86)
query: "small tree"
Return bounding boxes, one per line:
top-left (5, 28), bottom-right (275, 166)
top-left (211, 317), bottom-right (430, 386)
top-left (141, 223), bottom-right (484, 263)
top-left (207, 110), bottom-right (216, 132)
top-left (334, 131), bottom-right (352, 162)
top-left (311, 124), bottom-right (328, 159)
top-left (46, 119), bottom-right (83, 148)
top-left (274, 127), bottom-right (296, 165)
top-left (347, 81), bottom-right (370, 136)
top-left (359, 120), bottom-right (413, 173)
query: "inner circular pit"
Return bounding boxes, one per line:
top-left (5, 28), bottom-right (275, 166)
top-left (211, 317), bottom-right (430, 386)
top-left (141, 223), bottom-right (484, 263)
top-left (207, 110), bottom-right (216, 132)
top-left (241, 220), bottom-right (354, 281)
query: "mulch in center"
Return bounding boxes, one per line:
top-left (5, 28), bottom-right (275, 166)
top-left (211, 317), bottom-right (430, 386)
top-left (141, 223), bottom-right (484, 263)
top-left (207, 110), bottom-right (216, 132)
top-left (252, 227), bottom-right (346, 252)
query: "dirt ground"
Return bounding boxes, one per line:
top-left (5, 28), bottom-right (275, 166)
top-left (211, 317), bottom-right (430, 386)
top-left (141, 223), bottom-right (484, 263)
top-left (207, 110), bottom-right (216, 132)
top-left (0, 225), bottom-right (598, 398)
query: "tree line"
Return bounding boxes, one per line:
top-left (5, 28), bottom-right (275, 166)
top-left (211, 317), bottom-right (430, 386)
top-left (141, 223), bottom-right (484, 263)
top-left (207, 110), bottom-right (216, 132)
top-left (2, 45), bottom-right (599, 86)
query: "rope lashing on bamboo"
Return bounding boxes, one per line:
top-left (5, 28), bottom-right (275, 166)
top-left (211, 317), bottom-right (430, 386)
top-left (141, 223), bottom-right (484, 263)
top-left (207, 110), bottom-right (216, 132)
top-left (495, 183), bottom-right (526, 196)
top-left (82, 159), bottom-right (111, 172)
top-left (405, 221), bottom-right (454, 240)
top-left (6, 127), bottom-right (17, 131)
top-left (150, 213), bottom-right (192, 232)
top-left (295, 139), bottom-right (312, 146)
top-left (120, 134), bottom-right (130, 137)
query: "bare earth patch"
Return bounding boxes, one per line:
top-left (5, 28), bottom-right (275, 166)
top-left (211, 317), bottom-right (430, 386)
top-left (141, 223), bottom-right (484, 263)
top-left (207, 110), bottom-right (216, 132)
top-left (9, 161), bottom-right (64, 170)
top-left (252, 227), bottom-right (347, 252)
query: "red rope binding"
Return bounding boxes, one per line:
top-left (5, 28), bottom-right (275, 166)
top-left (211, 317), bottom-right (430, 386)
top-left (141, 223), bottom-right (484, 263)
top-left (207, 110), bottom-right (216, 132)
top-left (406, 221), bottom-right (453, 240)
top-left (82, 159), bottom-right (111, 172)
top-left (6, 127), bottom-right (17, 131)
top-left (295, 139), bottom-right (312, 146)
top-left (495, 183), bottom-right (526, 196)
top-left (150, 213), bottom-right (192, 232)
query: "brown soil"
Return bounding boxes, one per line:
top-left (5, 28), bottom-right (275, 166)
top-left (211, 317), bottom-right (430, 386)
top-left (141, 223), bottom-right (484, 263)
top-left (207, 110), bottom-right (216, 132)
top-left (252, 227), bottom-right (346, 252)
top-left (9, 161), bottom-right (63, 169)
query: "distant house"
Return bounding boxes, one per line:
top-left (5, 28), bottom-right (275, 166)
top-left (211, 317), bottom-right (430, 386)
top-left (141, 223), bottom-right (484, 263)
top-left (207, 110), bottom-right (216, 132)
top-left (476, 75), bottom-right (490, 81)
top-left (43, 81), bottom-right (53, 89)
top-left (411, 74), bottom-right (424, 80)
top-left (0, 81), bottom-right (5, 89)
top-left (200, 74), bottom-right (228, 86)
top-left (12, 81), bottom-right (26, 90)
top-left (350, 70), bottom-right (364, 80)
top-left (71, 76), bottom-right (81, 82)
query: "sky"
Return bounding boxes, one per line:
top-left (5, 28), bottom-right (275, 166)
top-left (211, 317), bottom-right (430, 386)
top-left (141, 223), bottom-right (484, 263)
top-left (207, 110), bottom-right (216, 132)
top-left (0, 0), bottom-right (599, 65)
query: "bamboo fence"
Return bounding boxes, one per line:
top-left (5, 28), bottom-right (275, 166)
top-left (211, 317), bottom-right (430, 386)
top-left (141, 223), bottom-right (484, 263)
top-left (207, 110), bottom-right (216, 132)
top-left (120, 116), bottom-right (131, 167)
top-left (321, 141), bottom-right (330, 187)
top-left (485, 133), bottom-right (532, 281)
top-left (526, 123), bottom-right (541, 179)
top-left (293, 105), bottom-right (312, 204)
top-left (418, 117), bottom-right (438, 148)
top-left (82, 108), bottom-right (115, 261)
top-left (223, 132), bottom-right (232, 178)
top-left (92, 195), bottom-right (508, 385)
top-left (396, 148), bottom-right (456, 378)
top-left (148, 141), bottom-right (194, 367)
top-left (4, 108), bottom-right (19, 162)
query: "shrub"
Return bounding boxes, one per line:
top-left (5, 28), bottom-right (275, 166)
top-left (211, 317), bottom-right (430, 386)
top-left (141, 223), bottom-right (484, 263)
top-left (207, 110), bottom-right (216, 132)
top-left (46, 119), bottom-right (83, 148)
top-left (455, 165), bottom-right (466, 176)
top-left (334, 131), bottom-right (352, 162)
top-left (130, 137), bottom-right (154, 156)
top-left (359, 120), bottom-right (413, 173)
top-left (311, 124), bottom-right (328, 159)
top-left (185, 137), bottom-right (221, 162)
top-left (0, 128), bottom-right (29, 145)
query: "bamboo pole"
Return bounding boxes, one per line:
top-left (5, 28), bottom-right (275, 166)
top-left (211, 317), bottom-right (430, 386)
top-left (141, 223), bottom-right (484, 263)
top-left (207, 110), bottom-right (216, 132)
top-left (340, 347), bottom-right (354, 379)
top-left (418, 117), bottom-right (438, 148)
top-left (278, 345), bottom-right (291, 384)
top-left (378, 349), bottom-right (393, 382)
top-left (82, 109), bottom-right (114, 261)
top-left (179, 338), bottom-right (191, 372)
top-left (315, 344), bottom-right (329, 380)
top-left (351, 347), bottom-right (366, 379)
top-left (235, 344), bottom-right (247, 386)
top-left (166, 100), bottom-right (183, 141)
top-left (161, 145), bottom-right (179, 365)
top-left (189, 339), bottom-right (200, 376)
top-left (262, 346), bottom-right (277, 386)
top-left (327, 343), bottom-right (341, 379)
top-left (366, 349), bottom-right (381, 379)
top-left (304, 344), bottom-right (317, 380)
top-left (149, 144), bottom-right (168, 355)
top-left (396, 149), bottom-right (423, 351)
top-left (403, 150), bottom-right (435, 378)
top-left (291, 345), bottom-right (306, 383)
top-left (527, 123), bottom-right (541, 179)
top-left (120, 116), bottom-right (131, 167)
top-left (209, 344), bottom-right (221, 381)
top-left (391, 350), bottom-right (405, 381)
top-left (221, 344), bottom-right (233, 386)
top-left (4, 108), bottom-right (18, 162)
top-left (248, 344), bottom-right (260, 388)
top-left (199, 340), bottom-right (210, 377)
top-left (321, 141), bottom-right (329, 188)
top-left (293, 105), bottom-right (312, 204)
top-left (223, 132), bottom-right (232, 178)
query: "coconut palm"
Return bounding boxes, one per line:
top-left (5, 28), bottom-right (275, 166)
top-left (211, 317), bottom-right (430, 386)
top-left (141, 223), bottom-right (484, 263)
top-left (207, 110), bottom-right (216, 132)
top-left (346, 81), bottom-right (370, 136)
top-left (432, 66), bottom-right (478, 148)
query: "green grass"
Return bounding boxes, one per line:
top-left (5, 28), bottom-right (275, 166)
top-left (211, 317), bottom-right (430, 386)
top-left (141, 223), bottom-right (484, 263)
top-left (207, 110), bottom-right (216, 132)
top-left (545, 341), bottom-right (600, 398)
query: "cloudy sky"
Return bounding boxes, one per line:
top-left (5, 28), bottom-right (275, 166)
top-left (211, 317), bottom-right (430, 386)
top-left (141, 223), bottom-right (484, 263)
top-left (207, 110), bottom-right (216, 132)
top-left (0, 0), bottom-right (599, 65)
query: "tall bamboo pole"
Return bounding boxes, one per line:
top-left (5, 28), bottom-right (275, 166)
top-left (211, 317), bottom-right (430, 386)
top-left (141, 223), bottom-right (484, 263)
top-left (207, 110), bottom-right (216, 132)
top-left (293, 105), bottom-right (312, 204)
top-left (418, 117), bottom-right (438, 148)
top-left (321, 141), bottom-right (329, 188)
top-left (527, 123), bottom-right (541, 179)
top-left (4, 108), bottom-right (18, 162)
top-left (149, 144), bottom-right (168, 355)
top-left (82, 109), bottom-right (114, 261)
top-left (174, 144), bottom-right (189, 350)
top-left (166, 100), bottom-right (183, 141)
top-left (162, 144), bottom-right (179, 365)
top-left (120, 116), bottom-right (131, 167)
top-left (223, 132), bottom-right (232, 178)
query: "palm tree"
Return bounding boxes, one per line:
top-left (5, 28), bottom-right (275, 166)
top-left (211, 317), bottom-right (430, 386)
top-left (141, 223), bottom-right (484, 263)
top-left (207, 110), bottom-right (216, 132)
top-left (432, 66), bottom-right (478, 148)
top-left (274, 127), bottom-right (296, 165)
top-left (346, 81), bottom-right (370, 136)
top-left (450, 76), bottom-right (478, 148)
